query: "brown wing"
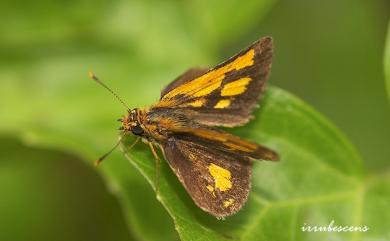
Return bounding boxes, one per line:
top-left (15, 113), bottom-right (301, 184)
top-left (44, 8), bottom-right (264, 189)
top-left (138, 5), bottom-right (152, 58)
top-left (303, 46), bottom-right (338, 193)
top-left (161, 135), bottom-right (252, 217)
top-left (154, 37), bottom-right (273, 127)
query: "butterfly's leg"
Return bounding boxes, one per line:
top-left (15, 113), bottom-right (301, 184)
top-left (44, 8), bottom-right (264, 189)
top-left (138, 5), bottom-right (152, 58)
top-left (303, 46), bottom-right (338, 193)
top-left (120, 137), bottom-right (140, 155)
top-left (148, 142), bottom-right (161, 195)
top-left (95, 135), bottom-right (126, 166)
top-left (127, 137), bottom-right (141, 152)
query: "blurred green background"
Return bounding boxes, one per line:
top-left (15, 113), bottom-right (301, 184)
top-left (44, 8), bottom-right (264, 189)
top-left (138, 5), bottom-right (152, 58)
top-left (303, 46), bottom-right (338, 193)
top-left (0, 0), bottom-right (389, 240)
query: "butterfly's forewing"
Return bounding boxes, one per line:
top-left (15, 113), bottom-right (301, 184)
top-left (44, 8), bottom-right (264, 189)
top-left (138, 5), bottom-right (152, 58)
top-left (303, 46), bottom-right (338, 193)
top-left (146, 109), bottom-right (279, 161)
top-left (161, 134), bottom-right (252, 217)
top-left (154, 37), bottom-right (273, 127)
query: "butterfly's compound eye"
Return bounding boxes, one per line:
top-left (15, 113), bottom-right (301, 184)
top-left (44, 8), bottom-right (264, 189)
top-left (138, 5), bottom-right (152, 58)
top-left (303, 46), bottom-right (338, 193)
top-left (131, 124), bottom-right (144, 135)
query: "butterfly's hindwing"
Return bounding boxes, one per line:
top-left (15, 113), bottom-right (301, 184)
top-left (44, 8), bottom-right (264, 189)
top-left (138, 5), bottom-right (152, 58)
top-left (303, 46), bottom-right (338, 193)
top-left (161, 135), bottom-right (252, 217)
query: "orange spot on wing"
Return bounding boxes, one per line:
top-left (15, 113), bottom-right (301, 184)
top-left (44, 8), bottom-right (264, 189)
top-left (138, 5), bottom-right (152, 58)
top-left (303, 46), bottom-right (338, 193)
top-left (214, 99), bottom-right (231, 109)
top-left (224, 142), bottom-right (254, 152)
top-left (193, 76), bottom-right (224, 97)
top-left (221, 77), bottom-right (251, 96)
top-left (223, 199), bottom-right (234, 208)
top-left (180, 98), bottom-right (206, 107)
top-left (191, 129), bottom-right (228, 142)
top-left (186, 128), bottom-right (258, 153)
top-left (208, 164), bottom-right (232, 192)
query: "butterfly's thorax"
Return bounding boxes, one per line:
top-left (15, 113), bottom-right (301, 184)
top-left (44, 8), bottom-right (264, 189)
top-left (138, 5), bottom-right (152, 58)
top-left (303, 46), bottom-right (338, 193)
top-left (142, 108), bottom-right (193, 141)
top-left (122, 108), bottom-right (191, 142)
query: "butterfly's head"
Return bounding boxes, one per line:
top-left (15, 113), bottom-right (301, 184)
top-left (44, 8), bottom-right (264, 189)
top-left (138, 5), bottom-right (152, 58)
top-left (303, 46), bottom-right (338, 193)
top-left (119, 108), bottom-right (145, 136)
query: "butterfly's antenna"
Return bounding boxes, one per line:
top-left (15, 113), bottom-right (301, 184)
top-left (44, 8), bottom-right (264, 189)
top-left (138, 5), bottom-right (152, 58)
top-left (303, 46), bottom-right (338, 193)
top-left (94, 135), bottom-right (124, 166)
top-left (89, 72), bottom-right (130, 110)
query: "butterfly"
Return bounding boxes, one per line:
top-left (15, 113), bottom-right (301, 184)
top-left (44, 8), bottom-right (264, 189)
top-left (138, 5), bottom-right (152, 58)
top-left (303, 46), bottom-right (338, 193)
top-left (91, 36), bottom-right (279, 217)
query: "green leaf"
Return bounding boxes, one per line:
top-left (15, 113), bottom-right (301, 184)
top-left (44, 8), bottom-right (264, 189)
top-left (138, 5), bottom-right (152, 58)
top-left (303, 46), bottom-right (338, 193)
top-left (122, 87), bottom-right (389, 240)
top-left (385, 21), bottom-right (390, 101)
top-left (1, 0), bottom-right (389, 240)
